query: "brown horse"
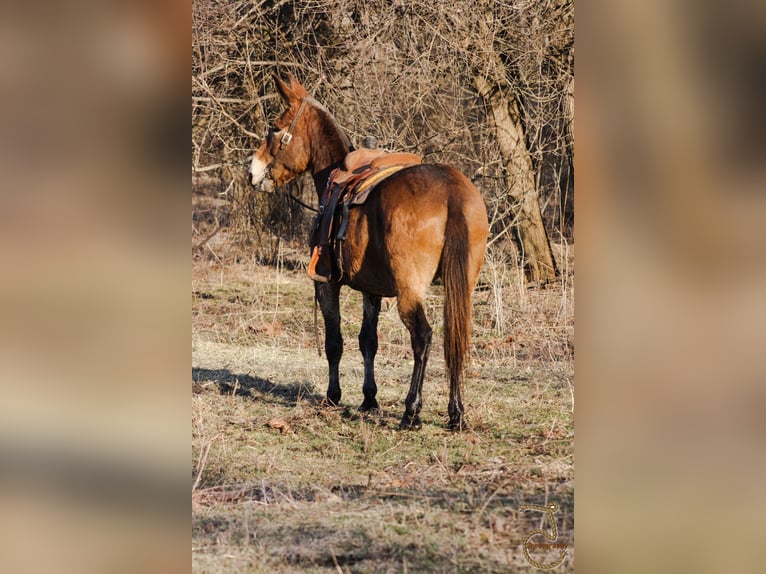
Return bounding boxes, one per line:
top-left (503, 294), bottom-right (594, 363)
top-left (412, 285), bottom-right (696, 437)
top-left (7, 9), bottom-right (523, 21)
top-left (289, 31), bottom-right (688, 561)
top-left (249, 75), bottom-right (488, 430)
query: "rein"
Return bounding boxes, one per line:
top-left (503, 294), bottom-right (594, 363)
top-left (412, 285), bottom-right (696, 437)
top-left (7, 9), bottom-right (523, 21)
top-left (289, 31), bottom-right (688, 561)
top-left (286, 192), bottom-right (319, 213)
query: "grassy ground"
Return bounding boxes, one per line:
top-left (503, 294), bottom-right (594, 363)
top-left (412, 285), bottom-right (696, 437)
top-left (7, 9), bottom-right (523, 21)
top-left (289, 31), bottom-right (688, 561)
top-left (192, 192), bottom-right (574, 572)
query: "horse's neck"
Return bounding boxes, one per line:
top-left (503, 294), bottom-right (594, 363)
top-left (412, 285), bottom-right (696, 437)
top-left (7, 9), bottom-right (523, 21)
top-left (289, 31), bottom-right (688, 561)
top-left (308, 106), bottom-right (350, 196)
top-left (311, 164), bottom-right (342, 198)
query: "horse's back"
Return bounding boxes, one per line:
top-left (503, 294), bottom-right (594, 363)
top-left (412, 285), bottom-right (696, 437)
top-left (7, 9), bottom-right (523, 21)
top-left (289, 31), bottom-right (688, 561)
top-left (342, 163), bottom-right (488, 296)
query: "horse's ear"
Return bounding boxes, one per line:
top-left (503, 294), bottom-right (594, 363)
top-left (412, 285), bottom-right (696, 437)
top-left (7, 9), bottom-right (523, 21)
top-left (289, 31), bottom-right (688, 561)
top-left (287, 73), bottom-right (309, 98)
top-left (273, 73), bottom-right (295, 105)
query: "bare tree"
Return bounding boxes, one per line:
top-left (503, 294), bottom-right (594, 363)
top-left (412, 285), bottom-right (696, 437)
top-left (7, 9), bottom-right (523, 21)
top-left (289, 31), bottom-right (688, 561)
top-left (475, 74), bottom-right (558, 284)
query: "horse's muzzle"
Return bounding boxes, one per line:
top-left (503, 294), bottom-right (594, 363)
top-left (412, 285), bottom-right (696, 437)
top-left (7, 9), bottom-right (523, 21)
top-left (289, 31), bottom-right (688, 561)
top-left (248, 155), bottom-right (270, 188)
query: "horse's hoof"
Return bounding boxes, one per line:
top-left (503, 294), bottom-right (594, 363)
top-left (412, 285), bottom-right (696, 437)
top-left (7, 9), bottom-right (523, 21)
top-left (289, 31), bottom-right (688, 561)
top-left (399, 415), bottom-right (422, 430)
top-left (359, 399), bottom-right (379, 412)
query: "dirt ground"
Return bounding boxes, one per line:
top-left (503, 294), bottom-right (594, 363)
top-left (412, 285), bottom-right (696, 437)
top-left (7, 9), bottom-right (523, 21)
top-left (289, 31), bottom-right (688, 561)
top-left (192, 218), bottom-right (574, 572)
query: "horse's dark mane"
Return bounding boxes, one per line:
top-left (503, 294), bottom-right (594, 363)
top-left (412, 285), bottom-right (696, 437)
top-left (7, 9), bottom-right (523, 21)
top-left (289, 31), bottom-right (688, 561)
top-left (306, 97), bottom-right (354, 151)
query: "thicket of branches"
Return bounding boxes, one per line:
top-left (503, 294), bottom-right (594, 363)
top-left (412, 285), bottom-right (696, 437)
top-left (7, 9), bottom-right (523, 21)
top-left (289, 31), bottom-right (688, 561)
top-left (192, 0), bottom-right (573, 263)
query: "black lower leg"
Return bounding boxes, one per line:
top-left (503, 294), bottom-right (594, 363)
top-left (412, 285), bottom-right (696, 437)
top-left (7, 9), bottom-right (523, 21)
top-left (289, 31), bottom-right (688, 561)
top-left (318, 282), bottom-right (343, 405)
top-left (400, 305), bottom-right (432, 430)
top-left (359, 293), bottom-right (381, 411)
top-left (448, 395), bottom-right (466, 430)
top-left (448, 373), bottom-right (467, 430)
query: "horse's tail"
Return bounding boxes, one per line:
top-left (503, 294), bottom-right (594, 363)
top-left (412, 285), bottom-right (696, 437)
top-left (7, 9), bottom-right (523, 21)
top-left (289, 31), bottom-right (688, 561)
top-left (441, 197), bottom-right (472, 394)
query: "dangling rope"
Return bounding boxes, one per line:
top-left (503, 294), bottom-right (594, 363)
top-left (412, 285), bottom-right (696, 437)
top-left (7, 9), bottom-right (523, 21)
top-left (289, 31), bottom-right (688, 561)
top-left (286, 192), bottom-right (319, 213)
top-left (313, 290), bottom-right (322, 357)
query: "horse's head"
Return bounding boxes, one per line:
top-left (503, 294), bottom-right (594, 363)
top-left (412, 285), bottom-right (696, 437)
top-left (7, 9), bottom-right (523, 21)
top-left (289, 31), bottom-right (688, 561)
top-left (249, 74), bottom-right (311, 189)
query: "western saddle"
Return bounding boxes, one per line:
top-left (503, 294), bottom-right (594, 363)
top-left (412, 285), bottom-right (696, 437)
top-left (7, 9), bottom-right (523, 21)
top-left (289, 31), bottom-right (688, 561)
top-left (308, 147), bottom-right (421, 282)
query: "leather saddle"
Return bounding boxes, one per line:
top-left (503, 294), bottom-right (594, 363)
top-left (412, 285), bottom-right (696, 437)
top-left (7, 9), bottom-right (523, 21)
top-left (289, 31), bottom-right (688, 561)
top-left (308, 149), bottom-right (421, 282)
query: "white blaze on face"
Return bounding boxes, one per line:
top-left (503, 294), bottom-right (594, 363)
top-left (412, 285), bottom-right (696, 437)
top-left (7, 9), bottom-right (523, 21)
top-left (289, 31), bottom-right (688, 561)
top-left (249, 154), bottom-right (269, 187)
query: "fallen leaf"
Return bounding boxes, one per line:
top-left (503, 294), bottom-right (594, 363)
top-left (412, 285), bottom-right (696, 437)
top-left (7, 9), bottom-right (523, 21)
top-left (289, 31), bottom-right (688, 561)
top-left (266, 419), bottom-right (293, 434)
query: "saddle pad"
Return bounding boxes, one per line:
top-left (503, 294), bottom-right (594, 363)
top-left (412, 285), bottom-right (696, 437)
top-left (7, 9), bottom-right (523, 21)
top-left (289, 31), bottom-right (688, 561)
top-left (336, 149), bottom-right (422, 185)
top-left (350, 164), bottom-right (416, 205)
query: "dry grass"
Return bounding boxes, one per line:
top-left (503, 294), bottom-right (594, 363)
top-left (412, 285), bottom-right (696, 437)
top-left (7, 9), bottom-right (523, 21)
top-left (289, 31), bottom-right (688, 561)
top-left (192, 201), bottom-right (574, 572)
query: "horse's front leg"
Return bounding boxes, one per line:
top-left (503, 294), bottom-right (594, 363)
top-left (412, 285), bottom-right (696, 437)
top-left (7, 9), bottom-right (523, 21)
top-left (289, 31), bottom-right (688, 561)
top-left (358, 293), bottom-right (381, 411)
top-left (317, 281), bottom-right (343, 405)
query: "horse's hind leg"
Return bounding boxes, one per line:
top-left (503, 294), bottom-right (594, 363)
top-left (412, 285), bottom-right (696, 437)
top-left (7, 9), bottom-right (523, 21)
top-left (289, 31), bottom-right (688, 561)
top-left (359, 293), bottom-right (381, 411)
top-left (398, 294), bottom-right (432, 430)
top-left (317, 282), bottom-right (343, 405)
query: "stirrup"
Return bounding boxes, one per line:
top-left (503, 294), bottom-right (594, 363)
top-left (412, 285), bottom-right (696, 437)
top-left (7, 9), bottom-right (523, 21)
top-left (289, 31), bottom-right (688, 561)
top-left (308, 246), bottom-right (330, 283)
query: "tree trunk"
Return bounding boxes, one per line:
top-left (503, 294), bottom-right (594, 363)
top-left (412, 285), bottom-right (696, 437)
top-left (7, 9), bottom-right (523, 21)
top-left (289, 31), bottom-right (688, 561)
top-left (475, 76), bottom-right (558, 285)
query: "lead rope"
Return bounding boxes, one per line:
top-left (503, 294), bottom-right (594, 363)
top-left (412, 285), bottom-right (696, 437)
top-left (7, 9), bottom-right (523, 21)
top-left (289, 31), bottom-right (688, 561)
top-left (286, 191), bottom-right (319, 212)
top-left (314, 292), bottom-right (322, 357)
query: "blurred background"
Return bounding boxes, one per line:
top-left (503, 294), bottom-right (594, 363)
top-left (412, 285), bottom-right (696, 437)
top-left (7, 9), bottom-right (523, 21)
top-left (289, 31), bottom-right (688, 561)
top-left (0, 0), bottom-right (188, 572)
top-left (577, 0), bottom-right (766, 571)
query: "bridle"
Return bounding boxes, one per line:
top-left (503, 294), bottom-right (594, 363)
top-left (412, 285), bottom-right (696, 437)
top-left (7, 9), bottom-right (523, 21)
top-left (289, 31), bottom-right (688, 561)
top-left (268, 97), bottom-right (308, 172)
top-left (261, 97), bottom-right (320, 213)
